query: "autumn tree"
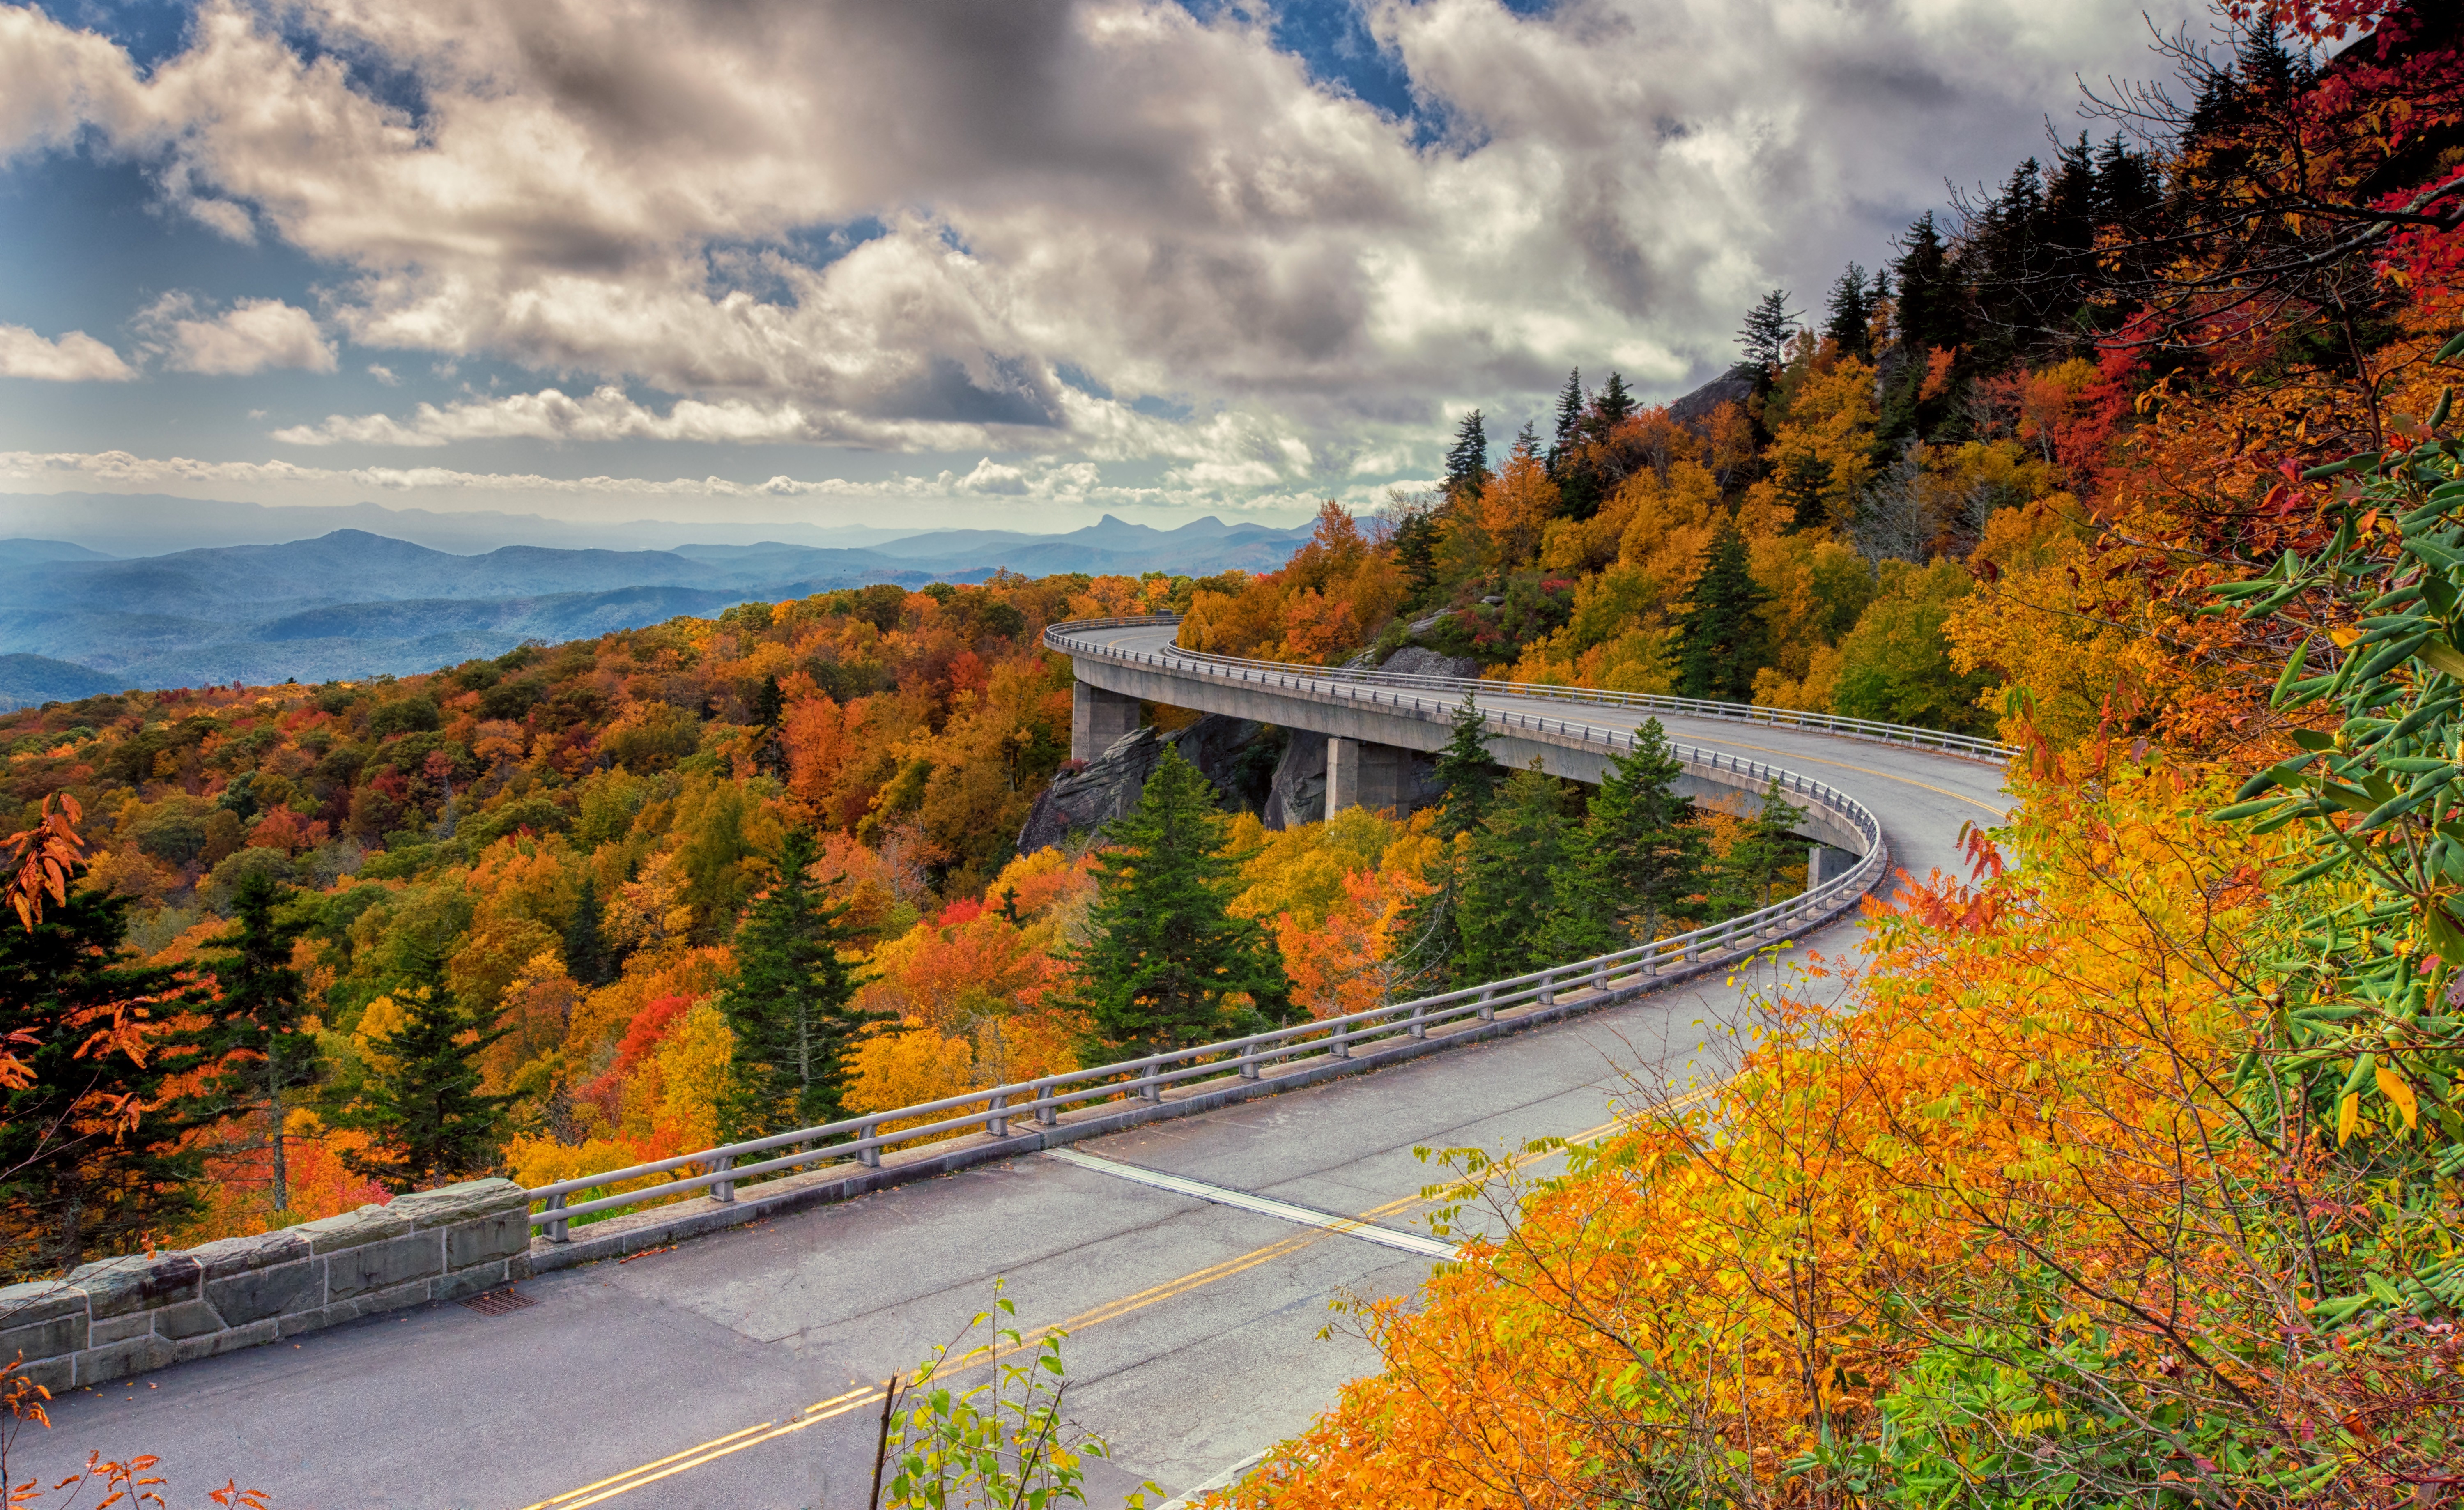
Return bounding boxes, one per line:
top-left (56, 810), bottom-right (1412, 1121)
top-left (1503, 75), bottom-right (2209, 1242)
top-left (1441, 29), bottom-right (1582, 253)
top-left (1477, 434), bottom-right (1561, 568)
top-left (187, 870), bottom-right (318, 1213)
top-left (1067, 747), bottom-right (1290, 1061)
top-left (719, 828), bottom-right (882, 1133)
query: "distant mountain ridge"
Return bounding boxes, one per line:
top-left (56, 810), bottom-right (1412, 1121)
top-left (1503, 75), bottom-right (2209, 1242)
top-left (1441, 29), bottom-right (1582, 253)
top-left (0, 514), bottom-right (1314, 700)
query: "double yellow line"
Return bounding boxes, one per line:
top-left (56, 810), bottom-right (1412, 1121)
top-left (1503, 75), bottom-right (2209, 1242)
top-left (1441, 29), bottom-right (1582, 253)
top-left (513, 1109), bottom-right (1680, 1509)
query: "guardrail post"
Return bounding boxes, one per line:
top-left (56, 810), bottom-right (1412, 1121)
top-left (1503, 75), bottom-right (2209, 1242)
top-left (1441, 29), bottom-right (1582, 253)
top-left (1477, 986), bottom-right (1495, 1022)
top-left (544, 1191), bottom-right (569, 1243)
top-left (1239, 1037), bottom-right (1260, 1080)
top-left (1139, 1058), bottom-right (1162, 1102)
top-left (1409, 1004), bottom-right (1427, 1040)
top-left (988, 1091), bottom-right (1010, 1138)
top-left (858, 1119), bottom-right (881, 1168)
top-left (1331, 1026), bottom-right (1350, 1059)
top-left (1590, 959), bottom-right (1606, 992)
top-left (710, 1153), bottom-right (736, 1203)
top-left (1539, 972), bottom-right (1556, 1009)
top-left (1034, 1078), bottom-right (1057, 1127)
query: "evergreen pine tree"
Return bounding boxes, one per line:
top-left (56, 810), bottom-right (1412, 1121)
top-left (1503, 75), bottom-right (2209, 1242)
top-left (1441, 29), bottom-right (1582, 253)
top-left (1443, 411), bottom-right (1491, 505)
top-left (1575, 718), bottom-right (1711, 944)
top-left (752, 673), bottom-right (786, 729)
top-left (1676, 518), bottom-right (1774, 701)
top-left (1589, 372), bottom-right (1635, 439)
top-left (1066, 747), bottom-right (1290, 1062)
top-left (0, 887), bottom-right (201, 1277)
top-left (1712, 779), bottom-right (1813, 915)
top-left (719, 829), bottom-right (883, 1133)
top-left (189, 871), bottom-right (317, 1213)
top-left (1431, 692), bottom-right (1500, 840)
top-left (1393, 507), bottom-right (1441, 606)
top-left (1734, 290), bottom-right (1798, 380)
top-left (564, 873), bottom-right (616, 988)
top-left (1890, 211), bottom-right (1957, 354)
top-left (1458, 764), bottom-right (1583, 982)
top-left (337, 979), bottom-right (514, 1193)
top-left (1823, 264), bottom-right (1871, 360)
top-left (1547, 368), bottom-right (1583, 472)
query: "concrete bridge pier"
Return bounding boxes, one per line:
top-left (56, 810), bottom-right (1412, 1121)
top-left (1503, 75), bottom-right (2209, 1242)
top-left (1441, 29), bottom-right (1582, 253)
top-left (1807, 843), bottom-right (1858, 886)
top-left (1325, 737), bottom-right (1413, 819)
top-left (1072, 682), bottom-right (1141, 762)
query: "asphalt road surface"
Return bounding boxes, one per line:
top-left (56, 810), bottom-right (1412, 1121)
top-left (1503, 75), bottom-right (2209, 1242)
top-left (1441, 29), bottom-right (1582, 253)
top-left (9, 646), bottom-right (2008, 1510)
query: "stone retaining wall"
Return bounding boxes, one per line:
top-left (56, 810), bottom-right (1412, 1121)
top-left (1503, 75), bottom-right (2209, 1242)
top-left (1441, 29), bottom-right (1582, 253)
top-left (0, 1178), bottom-right (529, 1391)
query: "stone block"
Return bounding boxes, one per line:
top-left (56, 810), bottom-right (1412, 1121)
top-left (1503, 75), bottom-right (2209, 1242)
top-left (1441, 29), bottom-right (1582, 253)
top-left (429, 1262), bottom-right (506, 1303)
top-left (186, 1230), bottom-right (309, 1279)
top-left (326, 1232), bottom-right (441, 1299)
top-left (393, 1177), bottom-right (527, 1230)
top-left (152, 1299), bottom-right (225, 1341)
top-left (206, 1258), bottom-right (320, 1326)
top-left (88, 1311), bottom-right (156, 1346)
top-left (173, 1318), bottom-right (274, 1364)
top-left (505, 1250), bottom-right (533, 1282)
top-left (0, 1280), bottom-right (85, 1328)
top-left (319, 1279), bottom-right (428, 1326)
top-left (71, 1255), bottom-right (202, 1319)
top-left (0, 1310), bottom-right (85, 1362)
top-left (298, 1204), bottom-right (412, 1255)
top-left (446, 1209), bottom-right (529, 1268)
top-left (10, 1355), bottom-right (72, 1393)
top-left (77, 1334), bottom-right (176, 1386)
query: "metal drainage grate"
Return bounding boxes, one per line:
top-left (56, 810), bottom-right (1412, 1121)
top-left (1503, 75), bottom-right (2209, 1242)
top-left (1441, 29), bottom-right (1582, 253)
top-left (459, 1287), bottom-right (537, 1317)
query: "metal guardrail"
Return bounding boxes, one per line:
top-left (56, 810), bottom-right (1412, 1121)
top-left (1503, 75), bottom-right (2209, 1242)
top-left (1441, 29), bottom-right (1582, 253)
top-left (522, 634), bottom-right (1894, 1235)
top-left (1046, 614), bottom-right (2017, 765)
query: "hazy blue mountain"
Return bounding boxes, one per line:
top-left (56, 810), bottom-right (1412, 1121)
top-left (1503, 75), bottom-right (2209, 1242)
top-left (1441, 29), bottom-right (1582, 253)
top-left (0, 654), bottom-right (124, 711)
top-left (0, 513), bottom-right (1311, 691)
top-left (0, 538), bottom-right (115, 566)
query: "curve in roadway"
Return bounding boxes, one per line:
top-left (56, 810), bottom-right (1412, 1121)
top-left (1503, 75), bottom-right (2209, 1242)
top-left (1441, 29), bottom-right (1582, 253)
top-left (10, 632), bottom-right (2011, 1510)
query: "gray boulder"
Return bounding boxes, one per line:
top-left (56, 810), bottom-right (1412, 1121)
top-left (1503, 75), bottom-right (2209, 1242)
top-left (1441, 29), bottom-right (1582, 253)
top-left (1015, 713), bottom-right (1271, 854)
top-left (1381, 645), bottom-right (1479, 681)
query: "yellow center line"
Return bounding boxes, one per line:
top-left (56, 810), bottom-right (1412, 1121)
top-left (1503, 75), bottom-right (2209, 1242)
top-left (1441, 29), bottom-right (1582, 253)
top-left (510, 1111), bottom-right (1660, 1509)
top-left (1689, 736), bottom-right (2007, 818)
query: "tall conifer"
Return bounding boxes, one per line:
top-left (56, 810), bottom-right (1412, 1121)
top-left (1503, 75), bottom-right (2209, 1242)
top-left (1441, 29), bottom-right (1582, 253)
top-left (1823, 264), bottom-right (1872, 360)
top-left (1713, 778), bottom-right (1813, 914)
top-left (1548, 368), bottom-right (1583, 473)
top-left (189, 871), bottom-right (317, 1212)
top-left (1458, 765), bottom-right (1582, 983)
top-left (1677, 519), bottom-right (1774, 701)
top-left (1067, 748), bottom-right (1289, 1061)
top-left (719, 828), bottom-right (882, 1133)
top-left (1443, 411), bottom-right (1492, 505)
top-left (1575, 719), bottom-right (1710, 944)
top-left (338, 979), bottom-right (513, 1193)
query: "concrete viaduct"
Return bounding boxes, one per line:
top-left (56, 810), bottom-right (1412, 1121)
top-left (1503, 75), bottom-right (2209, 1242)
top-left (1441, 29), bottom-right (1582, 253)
top-left (4, 619), bottom-right (2011, 1510)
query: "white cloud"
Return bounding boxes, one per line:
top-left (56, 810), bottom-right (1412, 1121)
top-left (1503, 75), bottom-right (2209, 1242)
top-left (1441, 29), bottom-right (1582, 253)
top-left (0, 325), bottom-right (135, 382)
top-left (0, 0), bottom-right (2181, 481)
top-left (0, 445), bottom-right (1354, 516)
top-left (138, 294), bottom-right (337, 375)
top-left (367, 363), bottom-right (398, 384)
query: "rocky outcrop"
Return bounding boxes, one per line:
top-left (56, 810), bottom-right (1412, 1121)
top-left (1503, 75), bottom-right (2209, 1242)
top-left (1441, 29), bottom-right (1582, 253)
top-left (1380, 645), bottom-right (1480, 680)
top-left (1016, 713), bottom-right (1275, 854)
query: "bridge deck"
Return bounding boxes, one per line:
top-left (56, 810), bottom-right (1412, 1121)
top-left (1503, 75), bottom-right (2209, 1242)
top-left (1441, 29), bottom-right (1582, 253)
top-left (10, 633), bottom-right (2009, 1509)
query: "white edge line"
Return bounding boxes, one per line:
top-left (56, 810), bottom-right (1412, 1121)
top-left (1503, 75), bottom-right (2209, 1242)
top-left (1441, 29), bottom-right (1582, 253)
top-left (1044, 1149), bottom-right (1457, 1260)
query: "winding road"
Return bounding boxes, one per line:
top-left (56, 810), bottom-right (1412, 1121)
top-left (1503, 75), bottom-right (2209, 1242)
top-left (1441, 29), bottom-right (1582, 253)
top-left (8, 630), bottom-right (2010, 1510)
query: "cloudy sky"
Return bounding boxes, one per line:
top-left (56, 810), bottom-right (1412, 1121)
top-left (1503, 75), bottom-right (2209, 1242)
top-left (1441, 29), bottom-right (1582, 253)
top-left (0, 0), bottom-right (2182, 534)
